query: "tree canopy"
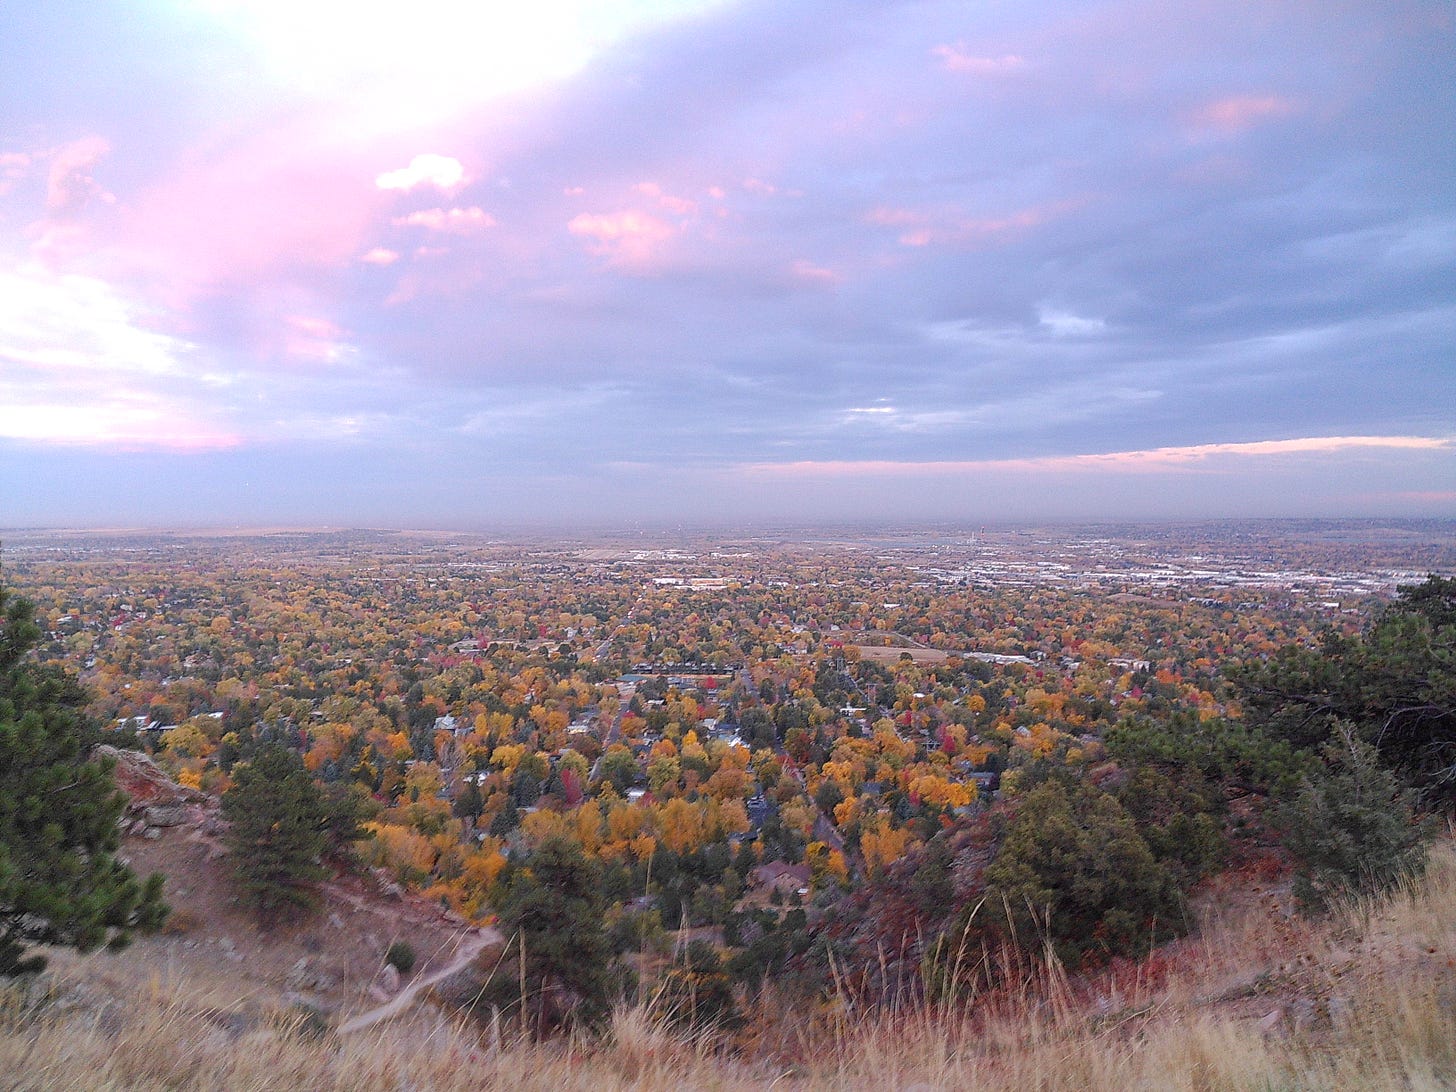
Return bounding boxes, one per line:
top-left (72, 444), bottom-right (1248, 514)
top-left (0, 584), bottom-right (167, 975)
top-left (222, 743), bottom-right (329, 922)
top-left (1235, 575), bottom-right (1456, 806)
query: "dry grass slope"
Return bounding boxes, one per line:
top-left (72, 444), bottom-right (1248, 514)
top-left (4, 840), bottom-right (1454, 1091)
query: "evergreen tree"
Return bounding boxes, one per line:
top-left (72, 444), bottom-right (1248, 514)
top-left (1272, 725), bottom-right (1435, 914)
top-left (0, 584), bottom-right (167, 976)
top-left (983, 778), bottom-right (1182, 967)
top-left (490, 834), bottom-right (625, 1029)
top-left (1234, 575), bottom-right (1456, 805)
top-left (222, 744), bottom-right (328, 922)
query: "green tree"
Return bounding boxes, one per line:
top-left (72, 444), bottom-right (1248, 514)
top-left (1235, 576), bottom-right (1456, 805)
top-left (222, 744), bottom-right (328, 922)
top-left (490, 834), bottom-right (625, 1030)
top-left (1272, 725), bottom-right (1435, 915)
top-left (983, 778), bottom-right (1182, 967)
top-left (0, 584), bottom-right (167, 975)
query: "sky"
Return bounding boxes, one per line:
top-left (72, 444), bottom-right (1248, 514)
top-left (1, 0), bottom-right (1453, 529)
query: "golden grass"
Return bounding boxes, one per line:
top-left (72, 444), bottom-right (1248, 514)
top-left (4, 842), bottom-right (1454, 1091)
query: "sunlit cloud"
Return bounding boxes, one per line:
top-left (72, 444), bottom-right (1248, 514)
top-left (568, 209), bottom-right (674, 265)
top-left (790, 258), bottom-right (840, 284)
top-left (931, 45), bottom-right (1025, 75)
top-left (866, 201), bottom-right (1070, 248)
top-left (742, 437), bottom-right (1456, 477)
top-left (44, 136), bottom-right (113, 213)
top-left (1190, 95), bottom-right (1297, 135)
top-left (375, 154), bottom-right (465, 192)
top-left (633, 181), bottom-right (697, 216)
top-left (393, 206), bottom-right (496, 232)
top-left (0, 266), bottom-right (239, 450)
top-left (359, 246), bottom-right (400, 265)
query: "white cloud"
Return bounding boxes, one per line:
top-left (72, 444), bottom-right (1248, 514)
top-left (375, 154), bottom-right (465, 192)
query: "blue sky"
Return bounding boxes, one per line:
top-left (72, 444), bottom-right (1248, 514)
top-left (1, 0), bottom-right (1453, 528)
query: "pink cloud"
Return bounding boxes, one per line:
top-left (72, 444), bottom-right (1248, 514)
top-left (280, 314), bottom-right (351, 363)
top-left (931, 45), bottom-right (1025, 75)
top-left (360, 246), bottom-right (400, 265)
top-left (633, 181), bottom-right (697, 215)
top-left (741, 436), bottom-right (1455, 477)
top-left (45, 135), bottom-right (113, 213)
top-left (117, 121), bottom-right (388, 302)
top-left (791, 259), bottom-right (841, 284)
top-left (375, 153), bottom-right (465, 191)
top-left (867, 200), bottom-right (1072, 247)
top-left (1191, 95), bottom-right (1297, 134)
top-left (393, 206), bottom-right (496, 232)
top-left (568, 209), bottom-right (674, 266)
top-left (0, 151), bottom-right (31, 195)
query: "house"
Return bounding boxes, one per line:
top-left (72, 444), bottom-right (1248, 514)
top-left (750, 861), bottom-right (811, 899)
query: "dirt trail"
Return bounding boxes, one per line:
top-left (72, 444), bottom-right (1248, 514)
top-left (337, 925), bottom-right (501, 1034)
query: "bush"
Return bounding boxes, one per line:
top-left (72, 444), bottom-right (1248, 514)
top-left (1272, 725), bottom-right (1436, 915)
top-left (982, 778), bottom-right (1183, 967)
top-left (385, 941), bottom-right (416, 974)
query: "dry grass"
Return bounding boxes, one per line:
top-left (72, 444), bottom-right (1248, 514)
top-left (4, 842), bottom-right (1454, 1091)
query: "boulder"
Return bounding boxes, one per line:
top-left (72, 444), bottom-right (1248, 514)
top-left (379, 963), bottom-right (401, 995)
top-left (144, 804), bottom-right (189, 827)
top-left (94, 745), bottom-right (203, 813)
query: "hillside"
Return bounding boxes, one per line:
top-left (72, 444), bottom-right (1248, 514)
top-left (6, 782), bottom-right (1454, 1089)
top-left (38, 749), bottom-right (498, 1029)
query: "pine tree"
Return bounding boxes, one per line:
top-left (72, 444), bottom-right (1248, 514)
top-left (491, 834), bottom-right (624, 1030)
top-left (0, 583), bottom-right (167, 976)
top-left (222, 743), bottom-right (328, 922)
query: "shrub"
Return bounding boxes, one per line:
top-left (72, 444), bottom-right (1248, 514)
top-left (385, 941), bottom-right (416, 974)
top-left (1272, 725), bottom-right (1436, 915)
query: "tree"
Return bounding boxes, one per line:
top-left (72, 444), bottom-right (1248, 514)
top-left (1234, 576), bottom-right (1456, 805)
top-left (222, 744), bottom-right (328, 922)
top-left (490, 834), bottom-right (625, 1030)
top-left (0, 584), bottom-right (167, 975)
top-left (1272, 725), bottom-right (1435, 915)
top-left (982, 778), bottom-right (1182, 967)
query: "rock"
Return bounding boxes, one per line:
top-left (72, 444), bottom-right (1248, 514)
top-left (219, 937), bottom-right (236, 953)
top-left (142, 827), bottom-right (161, 840)
top-left (144, 804), bottom-right (189, 827)
top-left (286, 958), bottom-right (312, 990)
top-left (327, 913), bottom-right (346, 930)
top-left (1328, 995), bottom-right (1353, 1033)
top-left (94, 745), bottom-right (202, 812)
top-left (1258, 1008), bottom-right (1284, 1037)
top-left (380, 963), bottom-right (400, 995)
top-left (1289, 998), bottom-right (1316, 1032)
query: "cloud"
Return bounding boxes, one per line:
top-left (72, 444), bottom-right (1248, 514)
top-left (1190, 95), bottom-right (1297, 135)
top-left (393, 206), bottom-right (497, 232)
top-left (567, 209), bottom-right (675, 265)
top-left (633, 181), bottom-right (697, 215)
top-left (790, 258), bottom-right (840, 284)
top-left (0, 265), bottom-right (239, 450)
top-left (44, 135), bottom-right (113, 213)
top-left (360, 247), bottom-right (400, 265)
top-left (931, 46), bottom-right (1024, 75)
top-left (375, 153), bottom-right (465, 191)
top-left (866, 201), bottom-right (1072, 247)
top-left (1038, 308), bottom-right (1106, 337)
top-left (742, 437), bottom-right (1456, 477)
